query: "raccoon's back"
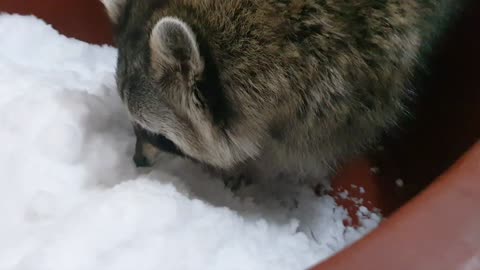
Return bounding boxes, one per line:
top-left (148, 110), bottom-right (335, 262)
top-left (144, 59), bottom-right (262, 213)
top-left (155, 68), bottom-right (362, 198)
top-left (164, 0), bottom-right (465, 169)
top-left (169, 0), bottom-right (461, 105)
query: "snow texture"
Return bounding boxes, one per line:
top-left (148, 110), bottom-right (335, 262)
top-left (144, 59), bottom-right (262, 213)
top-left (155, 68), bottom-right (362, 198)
top-left (0, 14), bottom-right (381, 270)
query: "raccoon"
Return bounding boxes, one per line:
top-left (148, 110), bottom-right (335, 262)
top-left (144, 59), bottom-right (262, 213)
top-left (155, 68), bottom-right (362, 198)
top-left (100, 0), bottom-right (466, 184)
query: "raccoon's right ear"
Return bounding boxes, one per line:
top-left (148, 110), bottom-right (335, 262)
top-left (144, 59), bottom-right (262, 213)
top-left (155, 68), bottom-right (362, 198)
top-left (150, 17), bottom-right (204, 76)
top-left (100, 0), bottom-right (127, 24)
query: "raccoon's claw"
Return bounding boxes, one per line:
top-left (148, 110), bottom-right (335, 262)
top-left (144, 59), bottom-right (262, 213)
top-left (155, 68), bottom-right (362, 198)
top-left (224, 175), bottom-right (243, 191)
top-left (223, 173), bottom-right (252, 191)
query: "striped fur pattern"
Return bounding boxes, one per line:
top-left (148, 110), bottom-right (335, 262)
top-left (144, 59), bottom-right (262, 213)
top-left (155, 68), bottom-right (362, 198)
top-left (101, 0), bottom-right (466, 183)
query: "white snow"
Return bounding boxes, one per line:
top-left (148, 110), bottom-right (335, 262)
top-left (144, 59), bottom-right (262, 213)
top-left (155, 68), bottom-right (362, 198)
top-left (0, 14), bottom-right (381, 270)
top-left (338, 190), bottom-right (349, 200)
top-left (395, 178), bottom-right (405, 188)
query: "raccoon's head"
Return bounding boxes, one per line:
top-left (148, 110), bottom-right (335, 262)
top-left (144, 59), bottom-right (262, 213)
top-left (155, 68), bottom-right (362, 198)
top-left (101, 0), bottom-right (263, 169)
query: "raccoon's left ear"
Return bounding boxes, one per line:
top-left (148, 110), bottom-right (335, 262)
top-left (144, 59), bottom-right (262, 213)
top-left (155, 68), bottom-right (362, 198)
top-left (100, 0), bottom-right (127, 24)
top-left (150, 17), bottom-right (204, 76)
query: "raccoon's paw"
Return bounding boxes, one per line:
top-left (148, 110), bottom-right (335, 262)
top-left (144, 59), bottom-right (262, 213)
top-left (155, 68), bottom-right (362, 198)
top-left (219, 169), bottom-right (254, 191)
top-left (200, 164), bottom-right (254, 191)
top-left (223, 173), bottom-right (248, 191)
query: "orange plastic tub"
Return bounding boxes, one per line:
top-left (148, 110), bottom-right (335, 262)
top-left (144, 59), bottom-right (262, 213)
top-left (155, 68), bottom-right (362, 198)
top-left (1, 1), bottom-right (479, 269)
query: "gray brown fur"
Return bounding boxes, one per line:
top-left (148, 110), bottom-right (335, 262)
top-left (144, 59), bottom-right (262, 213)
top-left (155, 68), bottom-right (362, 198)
top-left (101, 0), bottom-right (466, 183)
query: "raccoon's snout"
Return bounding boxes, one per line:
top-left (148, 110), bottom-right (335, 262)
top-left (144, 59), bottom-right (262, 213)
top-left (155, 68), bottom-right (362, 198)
top-left (126, 95), bottom-right (186, 159)
top-left (134, 133), bottom-right (183, 168)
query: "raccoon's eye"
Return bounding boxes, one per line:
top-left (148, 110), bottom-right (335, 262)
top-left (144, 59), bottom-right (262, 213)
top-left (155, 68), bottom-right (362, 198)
top-left (142, 131), bottom-right (184, 158)
top-left (152, 134), bottom-right (184, 157)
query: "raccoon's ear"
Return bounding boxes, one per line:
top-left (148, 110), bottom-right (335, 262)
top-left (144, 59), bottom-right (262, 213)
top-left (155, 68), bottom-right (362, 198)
top-left (100, 0), bottom-right (127, 24)
top-left (150, 17), bottom-right (204, 76)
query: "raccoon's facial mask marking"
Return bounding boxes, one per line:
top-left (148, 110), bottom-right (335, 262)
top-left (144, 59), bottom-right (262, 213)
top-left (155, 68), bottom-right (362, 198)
top-left (133, 17), bottom-right (254, 169)
top-left (102, 0), bottom-right (260, 169)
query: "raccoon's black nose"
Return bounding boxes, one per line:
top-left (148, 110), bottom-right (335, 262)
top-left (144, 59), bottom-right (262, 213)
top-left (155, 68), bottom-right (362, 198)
top-left (133, 154), bottom-right (151, 167)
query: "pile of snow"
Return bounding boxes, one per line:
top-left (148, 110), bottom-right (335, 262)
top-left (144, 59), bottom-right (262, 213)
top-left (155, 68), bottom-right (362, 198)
top-left (0, 14), bottom-right (380, 270)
